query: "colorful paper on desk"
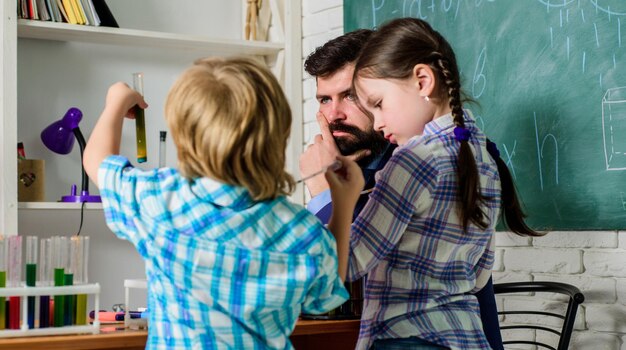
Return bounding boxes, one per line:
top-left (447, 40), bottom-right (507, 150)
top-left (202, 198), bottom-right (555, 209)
top-left (89, 311), bottom-right (147, 323)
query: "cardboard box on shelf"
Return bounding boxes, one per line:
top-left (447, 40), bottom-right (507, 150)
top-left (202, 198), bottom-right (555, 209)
top-left (18, 159), bottom-right (45, 202)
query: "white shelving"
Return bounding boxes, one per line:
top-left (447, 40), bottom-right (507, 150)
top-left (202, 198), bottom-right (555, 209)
top-left (0, 1), bottom-right (302, 223)
top-left (18, 202), bottom-right (103, 210)
top-left (17, 19), bottom-right (284, 57)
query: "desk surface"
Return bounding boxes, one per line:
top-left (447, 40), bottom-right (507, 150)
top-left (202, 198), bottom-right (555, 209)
top-left (0, 319), bottom-right (361, 350)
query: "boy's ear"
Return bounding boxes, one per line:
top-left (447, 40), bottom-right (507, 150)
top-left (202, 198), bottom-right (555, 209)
top-left (412, 64), bottom-right (436, 99)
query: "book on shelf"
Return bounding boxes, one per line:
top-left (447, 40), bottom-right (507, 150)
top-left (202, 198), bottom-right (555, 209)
top-left (72, 0), bottom-right (86, 25)
top-left (79, 0), bottom-right (96, 26)
top-left (17, 0), bottom-right (117, 27)
top-left (17, 0), bottom-right (26, 19)
top-left (91, 0), bottom-right (118, 27)
top-left (44, 0), bottom-right (58, 22)
top-left (36, 0), bottom-right (50, 21)
top-left (87, 0), bottom-right (100, 26)
top-left (47, 0), bottom-right (63, 22)
top-left (61, 0), bottom-right (78, 24)
top-left (28, 0), bottom-right (36, 19)
top-left (55, 0), bottom-right (69, 22)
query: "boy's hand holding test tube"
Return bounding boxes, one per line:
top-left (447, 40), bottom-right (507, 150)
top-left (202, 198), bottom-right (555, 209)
top-left (133, 73), bottom-right (147, 163)
top-left (84, 82), bottom-right (148, 187)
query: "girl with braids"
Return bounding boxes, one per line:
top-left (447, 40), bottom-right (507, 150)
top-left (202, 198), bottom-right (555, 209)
top-left (330, 17), bottom-right (541, 350)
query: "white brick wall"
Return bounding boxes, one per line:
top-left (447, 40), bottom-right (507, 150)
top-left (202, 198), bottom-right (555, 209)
top-left (301, 2), bottom-right (626, 348)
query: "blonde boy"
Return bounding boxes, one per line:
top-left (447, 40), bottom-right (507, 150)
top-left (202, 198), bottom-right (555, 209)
top-left (83, 57), bottom-right (356, 349)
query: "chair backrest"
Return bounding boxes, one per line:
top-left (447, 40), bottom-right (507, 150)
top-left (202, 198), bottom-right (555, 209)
top-left (493, 281), bottom-right (585, 350)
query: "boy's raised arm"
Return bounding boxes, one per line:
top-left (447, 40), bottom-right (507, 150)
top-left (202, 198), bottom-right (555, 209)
top-left (83, 82), bottom-right (147, 187)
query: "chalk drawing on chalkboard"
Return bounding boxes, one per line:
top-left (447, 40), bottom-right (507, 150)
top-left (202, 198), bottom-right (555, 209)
top-left (534, 112), bottom-right (559, 191)
top-left (590, 0), bottom-right (626, 16)
top-left (602, 87), bottom-right (626, 171)
top-left (502, 141), bottom-right (518, 180)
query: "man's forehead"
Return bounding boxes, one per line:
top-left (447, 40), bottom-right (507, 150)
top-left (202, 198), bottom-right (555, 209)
top-left (319, 63), bottom-right (355, 82)
top-left (316, 65), bottom-right (355, 96)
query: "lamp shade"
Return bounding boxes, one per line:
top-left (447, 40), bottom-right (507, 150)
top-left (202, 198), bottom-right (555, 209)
top-left (41, 107), bottom-right (83, 154)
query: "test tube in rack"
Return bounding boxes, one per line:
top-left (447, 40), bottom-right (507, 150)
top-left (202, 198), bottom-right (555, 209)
top-left (53, 236), bottom-right (66, 327)
top-left (71, 236), bottom-right (89, 325)
top-left (39, 238), bottom-right (51, 328)
top-left (64, 238), bottom-right (74, 326)
top-left (25, 236), bottom-right (37, 329)
top-left (0, 236), bottom-right (6, 329)
top-left (133, 72), bottom-right (147, 163)
top-left (8, 236), bottom-right (22, 329)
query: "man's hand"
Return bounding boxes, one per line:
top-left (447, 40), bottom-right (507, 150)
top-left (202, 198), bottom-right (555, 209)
top-left (299, 113), bottom-right (369, 197)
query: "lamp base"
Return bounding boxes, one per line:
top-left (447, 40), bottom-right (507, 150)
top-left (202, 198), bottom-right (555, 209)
top-left (60, 185), bottom-right (102, 203)
top-left (61, 194), bottom-right (102, 203)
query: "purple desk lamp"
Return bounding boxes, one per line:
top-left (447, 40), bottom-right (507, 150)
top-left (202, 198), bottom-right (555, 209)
top-left (41, 107), bottom-right (101, 203)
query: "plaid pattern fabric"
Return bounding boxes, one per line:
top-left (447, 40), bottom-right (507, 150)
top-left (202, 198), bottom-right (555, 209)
top-left (99, 155), bottom-right (348, 349)
top-left (348, 112), bottom-right (501, 350)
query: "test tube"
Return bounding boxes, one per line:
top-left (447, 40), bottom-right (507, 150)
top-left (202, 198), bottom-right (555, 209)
top-left (8, 235), bottom-right (22, 329)
top-left (159, 131), bottom-right (167, 168)
top-left (25, 236), bottom-right (37, 329)
top-left (39, 238), bottom-right (51, 328)
top-left (64, 238), bottom-right (74, 326)
top-left (71, 236), bottom-right (89, 325)
top-left (133, 72), bottom-right (147, 163)
top-left (0, 236), bottom-right (6, 329)
top-left (53, 236), bottom-right (66, 327)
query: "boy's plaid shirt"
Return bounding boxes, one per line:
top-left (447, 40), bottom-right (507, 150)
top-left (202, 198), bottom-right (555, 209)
top-left (99, 155), bottom-right (348, 349)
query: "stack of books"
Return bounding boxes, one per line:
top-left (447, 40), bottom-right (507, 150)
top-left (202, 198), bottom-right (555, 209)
top-left (17, 0), bottom-right (118, 27)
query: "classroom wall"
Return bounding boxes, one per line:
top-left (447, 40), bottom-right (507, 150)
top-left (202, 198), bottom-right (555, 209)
top-left (301, 1), bottom-right (626, 348)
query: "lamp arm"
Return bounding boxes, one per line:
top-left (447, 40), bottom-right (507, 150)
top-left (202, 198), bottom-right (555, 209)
top-left (73, 127), bottom-right (89, 194)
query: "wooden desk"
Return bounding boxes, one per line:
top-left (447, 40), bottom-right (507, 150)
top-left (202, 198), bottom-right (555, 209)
top-left (0, 327), bottom-right (147, 350)
top-left (291, 319), bottom-right (360, 350)
top-left (0, 319), bottom-right (360, 350)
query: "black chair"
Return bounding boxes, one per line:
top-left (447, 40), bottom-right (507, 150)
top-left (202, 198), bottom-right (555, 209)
top-left (493, 281), bottom-right (585, 350)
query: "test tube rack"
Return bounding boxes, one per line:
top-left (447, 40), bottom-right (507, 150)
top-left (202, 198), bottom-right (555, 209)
top-left (0, 283), bottom-right (100, 337)
top-left (124, 279), bottom-right (147, 329)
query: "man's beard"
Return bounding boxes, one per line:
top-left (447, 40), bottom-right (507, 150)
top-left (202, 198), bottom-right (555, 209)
top-left (329, 122), bottom-right (389, 166)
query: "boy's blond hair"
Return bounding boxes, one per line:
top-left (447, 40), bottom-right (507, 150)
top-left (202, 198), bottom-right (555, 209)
top-left (165, 56), bottom-right (295, 200)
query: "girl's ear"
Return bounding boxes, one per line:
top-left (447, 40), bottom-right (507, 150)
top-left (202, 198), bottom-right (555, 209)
top-left (412, 64), bottom-right (436, 99)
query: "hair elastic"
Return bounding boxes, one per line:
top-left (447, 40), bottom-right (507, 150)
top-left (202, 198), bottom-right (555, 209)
top-left (486, 140), bottom-right (500, 159)
top-left (453, 126), bottom-right (471, 142)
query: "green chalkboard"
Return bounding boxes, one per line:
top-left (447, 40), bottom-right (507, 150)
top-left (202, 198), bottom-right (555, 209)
top-left (345, 1), bottom-right (626, 230)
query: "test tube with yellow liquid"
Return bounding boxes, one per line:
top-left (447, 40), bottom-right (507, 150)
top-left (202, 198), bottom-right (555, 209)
top-left (72, 236), bottom-right (89, 325)
top-left (133, 73), bottom-right (147, 163)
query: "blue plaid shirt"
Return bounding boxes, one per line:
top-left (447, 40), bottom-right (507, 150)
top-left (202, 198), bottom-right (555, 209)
top-left (348, 113), bottom-right (500, 350)
top-left (99, 156), bottom-right (348, 349)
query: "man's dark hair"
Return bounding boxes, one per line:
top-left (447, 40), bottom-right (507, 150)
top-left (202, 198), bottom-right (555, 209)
top-left (304, 29), bottom-right (373, 78)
